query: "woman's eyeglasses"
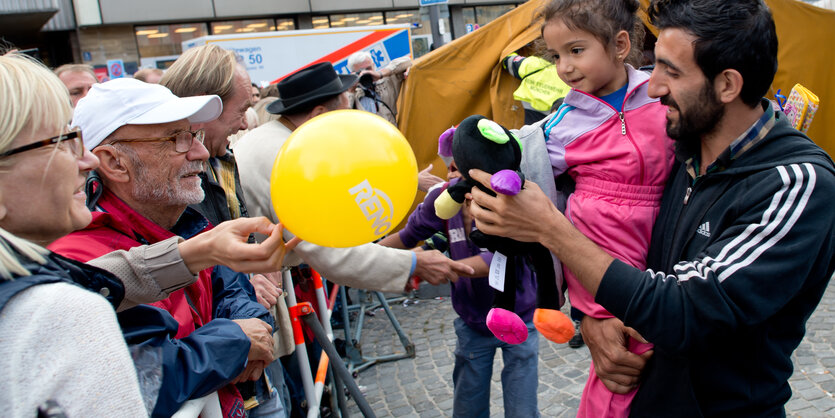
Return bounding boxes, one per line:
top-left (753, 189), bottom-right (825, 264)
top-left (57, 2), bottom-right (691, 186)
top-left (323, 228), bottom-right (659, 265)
top-left (108, 129), bottom-right (205, 154)
top-left (0, 130), bottom-right (84, 159)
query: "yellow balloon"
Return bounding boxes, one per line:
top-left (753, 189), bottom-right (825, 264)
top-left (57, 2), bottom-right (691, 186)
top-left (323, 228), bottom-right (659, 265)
top-left (270, 109), bottom-right (418, 247)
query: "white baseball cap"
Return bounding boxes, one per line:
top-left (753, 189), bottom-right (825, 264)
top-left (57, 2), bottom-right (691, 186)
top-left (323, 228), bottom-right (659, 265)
top-left (72, 78), bottom-right (223, 150)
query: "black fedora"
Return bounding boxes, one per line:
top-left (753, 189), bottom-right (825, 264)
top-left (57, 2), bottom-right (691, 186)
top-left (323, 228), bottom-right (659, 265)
top-left (267, 62), bottom-right (358, 115)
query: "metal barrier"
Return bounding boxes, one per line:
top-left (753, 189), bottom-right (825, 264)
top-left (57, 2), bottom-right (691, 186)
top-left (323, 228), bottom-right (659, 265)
top-left (283, 269), bottom-right (387, 417)
top-left (171, 392), bottom-right (222, 418)
top-left (296, 301), bottom-right (377, 417)
top-left (338, 288), bottom-right (415, 374)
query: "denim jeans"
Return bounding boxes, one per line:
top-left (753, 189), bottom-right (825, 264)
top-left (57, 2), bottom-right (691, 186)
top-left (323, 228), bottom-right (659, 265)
top-left (452, 317), bottom-right (540, 418)
top-left (247, 359), bottom-right (291, 418)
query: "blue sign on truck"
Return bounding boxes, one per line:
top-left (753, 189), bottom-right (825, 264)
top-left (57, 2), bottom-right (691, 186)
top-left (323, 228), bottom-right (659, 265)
top-left (183, 25), bottom-right (413, 86)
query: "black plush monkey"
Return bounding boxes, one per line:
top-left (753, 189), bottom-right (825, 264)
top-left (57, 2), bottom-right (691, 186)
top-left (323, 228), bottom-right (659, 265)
top-left (435, 115), bottom-right (572, 344)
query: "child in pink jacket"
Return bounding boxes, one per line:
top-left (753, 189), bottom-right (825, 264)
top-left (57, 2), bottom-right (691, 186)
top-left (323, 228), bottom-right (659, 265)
top-left (540, 0), bottom-right (674, 416)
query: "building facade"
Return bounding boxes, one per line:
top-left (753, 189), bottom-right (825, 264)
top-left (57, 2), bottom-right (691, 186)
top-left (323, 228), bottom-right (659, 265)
top-left (1, 0), bottom-right (520, 72)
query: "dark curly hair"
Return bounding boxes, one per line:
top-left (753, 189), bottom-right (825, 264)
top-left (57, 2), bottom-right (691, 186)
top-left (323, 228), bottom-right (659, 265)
top-left (649, 0), bottom-right (778, 107)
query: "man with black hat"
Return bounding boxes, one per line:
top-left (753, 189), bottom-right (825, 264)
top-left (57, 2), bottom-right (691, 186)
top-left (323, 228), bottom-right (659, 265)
top-left (235, 62), bottom-right (473, 295)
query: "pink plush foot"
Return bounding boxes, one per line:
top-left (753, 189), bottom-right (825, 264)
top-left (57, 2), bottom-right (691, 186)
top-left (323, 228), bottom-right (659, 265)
top-left (486, 308), bottom-right (528, 344)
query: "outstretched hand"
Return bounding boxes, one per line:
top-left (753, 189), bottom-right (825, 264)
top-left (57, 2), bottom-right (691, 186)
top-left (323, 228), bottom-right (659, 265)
top-left (179, 217), bottom-right (302, 274)
top-left (418, 164), bottom-right (444, 192)
top-left (413, 249), bottom-right (475, 285)
top-left (467, 169), bottom-right (560, 243)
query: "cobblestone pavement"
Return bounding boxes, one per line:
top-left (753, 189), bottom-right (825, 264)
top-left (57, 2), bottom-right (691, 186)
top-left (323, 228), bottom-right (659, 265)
top-left (338, 279), bottom-right (835, 417)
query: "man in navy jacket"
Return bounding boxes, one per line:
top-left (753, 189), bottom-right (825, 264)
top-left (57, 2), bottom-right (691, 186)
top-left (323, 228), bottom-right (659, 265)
top-left (467, 0), bottom-right (835, 415)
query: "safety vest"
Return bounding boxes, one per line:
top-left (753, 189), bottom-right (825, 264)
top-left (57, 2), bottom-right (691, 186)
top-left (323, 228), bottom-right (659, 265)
top-left (504, 54), bottom-right (570, 112)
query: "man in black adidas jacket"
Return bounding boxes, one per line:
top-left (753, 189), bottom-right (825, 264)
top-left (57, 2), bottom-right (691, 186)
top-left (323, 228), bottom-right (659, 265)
top-left (467, 0), bottom-right (835, 416)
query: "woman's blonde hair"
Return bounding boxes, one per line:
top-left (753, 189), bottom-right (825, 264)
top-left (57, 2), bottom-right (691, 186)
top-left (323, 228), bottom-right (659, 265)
top-left (0, 53), bottom-right (74, 163)
top-left (0, 53), bottom-right (64, 278)
top-left (0, 228), bottom-right (48, 280)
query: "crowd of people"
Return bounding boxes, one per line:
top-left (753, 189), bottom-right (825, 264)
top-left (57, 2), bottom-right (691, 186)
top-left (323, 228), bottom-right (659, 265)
top-left (0, 0), bottom-right (833, 417)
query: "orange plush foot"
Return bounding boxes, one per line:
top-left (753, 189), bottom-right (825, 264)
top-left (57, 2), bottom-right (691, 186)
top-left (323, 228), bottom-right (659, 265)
top-left (533, 308), bottom-right (574, 344)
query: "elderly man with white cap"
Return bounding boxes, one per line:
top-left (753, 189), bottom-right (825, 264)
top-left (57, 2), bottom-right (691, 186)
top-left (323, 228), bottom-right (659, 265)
top-left (49, 78), bottom-right (276, 417)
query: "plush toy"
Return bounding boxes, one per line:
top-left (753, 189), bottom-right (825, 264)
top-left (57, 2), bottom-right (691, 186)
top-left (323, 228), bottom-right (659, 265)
top-left (435, 115), bottom-right (573, 345)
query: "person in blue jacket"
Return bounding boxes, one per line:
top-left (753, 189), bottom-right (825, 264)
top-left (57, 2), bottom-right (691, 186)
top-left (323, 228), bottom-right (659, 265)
top-left (467, 0), bottom-right (835, 416)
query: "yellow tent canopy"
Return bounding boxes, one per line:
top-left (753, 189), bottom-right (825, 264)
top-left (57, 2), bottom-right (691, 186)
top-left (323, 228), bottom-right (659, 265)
top-left (395, 0), bottom-right (548, 226)
top-left (396, 0), bottom-right (654, 183)
top-left (396, 0), bottom-right (834, 221)
top-left (397, 0), bottom-right (545, 181)
top-left (764, 0), bottom-right (834, 153)
top-left (397, 0), bottom-right (545, 174)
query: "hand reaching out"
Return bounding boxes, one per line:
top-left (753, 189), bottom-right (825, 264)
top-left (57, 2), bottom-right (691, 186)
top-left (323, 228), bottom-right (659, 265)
top-left (413, 249), bottom-right (474, 285)
top-left (179, 217), bottom-right (301, 274)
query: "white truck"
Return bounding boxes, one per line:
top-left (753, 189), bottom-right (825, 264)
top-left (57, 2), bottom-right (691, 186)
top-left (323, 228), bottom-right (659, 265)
top-left (181, 24), bottom-right (413, 86)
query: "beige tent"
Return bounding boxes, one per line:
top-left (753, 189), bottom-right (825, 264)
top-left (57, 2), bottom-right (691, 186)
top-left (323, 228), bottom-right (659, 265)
top-left (395, 0), bottom-right (547, 226)
top-left (765, 0), bottom-right (834, 154)
top-left (397, 0), bottom-right (834, 180)
top-left (394, 0), bottom-right (833, 228)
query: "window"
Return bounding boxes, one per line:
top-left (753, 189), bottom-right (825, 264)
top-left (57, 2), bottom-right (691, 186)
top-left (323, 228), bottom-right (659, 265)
top-left (135, 23), bottom-right (208, 58)
top-left (463, 8), bottom-right (476, 28)
top-left (311, 12), bottom-right (385, 29)
top-left (384, 10), bottom-right (419, 27)
top-left (476, 4), bottom-right (516, 25)
top-left (311, 16), bottom-right (330, 29)
top-left (462, 4), bottom-right (517, 30)
top-left (384, 9), bottom-right (450, 57)
top-left (211, 19), bottom-right (276, 35)
top-left (275, 18), bottom-right (295, 31)
top-left (328, 12), bottom-right (384, 28)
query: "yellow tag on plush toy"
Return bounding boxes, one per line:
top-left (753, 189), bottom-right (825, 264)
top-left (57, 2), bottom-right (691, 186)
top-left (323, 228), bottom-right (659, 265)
top-left (784, 83), bottom-right (820, 134)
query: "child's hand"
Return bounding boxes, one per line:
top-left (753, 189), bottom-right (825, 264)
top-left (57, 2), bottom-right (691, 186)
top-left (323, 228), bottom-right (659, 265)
top-left (418, 164), bottom-right (444, 192)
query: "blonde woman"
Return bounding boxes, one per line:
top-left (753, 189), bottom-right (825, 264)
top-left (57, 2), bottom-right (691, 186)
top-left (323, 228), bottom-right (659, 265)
top-left (0, 52), bottom-right (296, 417)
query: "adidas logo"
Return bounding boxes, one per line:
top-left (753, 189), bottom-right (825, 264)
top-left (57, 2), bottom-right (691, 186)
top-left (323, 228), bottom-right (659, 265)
top-left (696, 222), bottom-right (711, 238)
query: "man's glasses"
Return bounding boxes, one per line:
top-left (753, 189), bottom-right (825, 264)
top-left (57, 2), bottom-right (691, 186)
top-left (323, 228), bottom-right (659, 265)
top-left (108, 129), bottom-right (205, 154)
top-left (0, 130), bottom-right (84, 159)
